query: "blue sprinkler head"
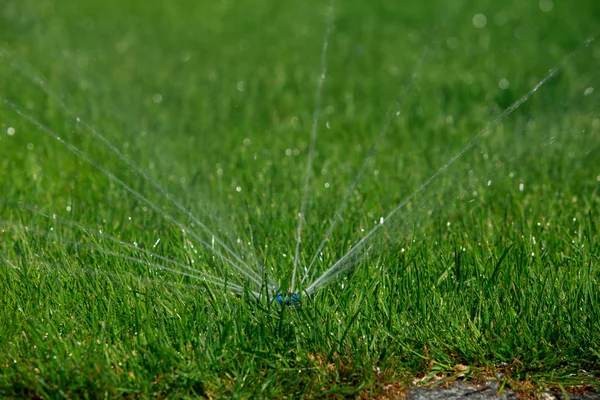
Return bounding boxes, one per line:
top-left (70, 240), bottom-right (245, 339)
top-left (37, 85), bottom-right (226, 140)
top-left (275, 293), bottom-right (301, 306)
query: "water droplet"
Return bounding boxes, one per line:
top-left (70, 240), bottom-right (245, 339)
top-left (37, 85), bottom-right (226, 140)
top-left (514, 26), bottom-right (523, 40)
top-left (472, 14), bottom-right (487, 28)
top-left (152, 93), bottom-right (163, 104)
top-left (539, 0), bottom-right (554, 12)
top-left (446, 37), bottom-right (459, 50)
top-left (519, 183), bottom-right (524, 192)
top-left (115, 40), bottom-right (129, 53)
top-left (236, 186), bottom-right (242, 192)
top-left (584, 87), bottom-right (594, 96)
top-left (7, 127), bottom-right (15, 136)
top-left (499, 79), bottom-right (510, 90)
top-left (66, 206), bottom-right (72, 212)
top-left (324, 182), bottom-right (330, 188)
top-left (285, 149), bottom-right (292, 156)
top-left (236, 81), bottom-right (245, 92)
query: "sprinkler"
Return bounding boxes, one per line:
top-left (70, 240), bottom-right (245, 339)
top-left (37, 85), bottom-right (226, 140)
top-left (274, 293), bottom-right (301, 306)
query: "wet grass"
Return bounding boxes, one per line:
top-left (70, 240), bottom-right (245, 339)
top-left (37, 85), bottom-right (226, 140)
top-left (1, 0), bottom-right (599, 398)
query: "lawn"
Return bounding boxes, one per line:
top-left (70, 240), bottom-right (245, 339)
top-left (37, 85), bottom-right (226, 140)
top-left (1, 0), bottom-right (599, 398)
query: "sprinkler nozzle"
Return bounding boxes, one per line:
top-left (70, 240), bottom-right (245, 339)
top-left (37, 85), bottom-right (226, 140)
top-left (275, 293), bottom-right (301, 306)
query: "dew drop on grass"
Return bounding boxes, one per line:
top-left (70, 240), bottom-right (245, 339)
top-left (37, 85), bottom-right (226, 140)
top-left (584, 87), bottom-right (594, 96)
top-left (472, 14), bottom-right (487, 28)
top-left (519, 183), bottom-right (524, 192)
top-left (446, 37), bottom-right (459, 50)
top-left (66, 206), bottom-right (71, 212)
top-left (514, 27), bottom-right (523, 40)
top-left (152, 93), bottom-right (163, 104)
top-left (6, 127), bottom-right (15, 136)
top-left (499, 79), bottom-right (510, 89)
top-left (236, 186), bottom-right (242, 192)
top-left (324, 182), bottom-right (330, 188)
top-left (539, 0), bottom-right (554, 12)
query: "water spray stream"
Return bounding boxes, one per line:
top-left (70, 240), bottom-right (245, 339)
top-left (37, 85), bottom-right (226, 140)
top-left (0, 100), bottom-right (271, 292)
top-left (5, 202), bottom-right (248, 288)
top-left (290, 0), bottom-right (336, 294)
top-left (0, 219), bottom-right (250, 295)
top-left (0, 48), bottom-right (277, 292)
top-left (304, 34), bottom-right (597, 295)
top-left (301, 46), bottom-right (430, 285)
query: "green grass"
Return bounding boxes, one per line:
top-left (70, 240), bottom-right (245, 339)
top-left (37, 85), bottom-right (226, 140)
top-left (1, 0), bottom-right (600, 398)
